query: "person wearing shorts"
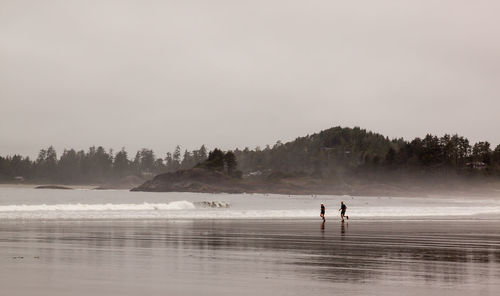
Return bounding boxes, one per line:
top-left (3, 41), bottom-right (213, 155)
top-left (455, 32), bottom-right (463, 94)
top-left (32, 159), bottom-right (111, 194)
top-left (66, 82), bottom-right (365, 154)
top-left (320, 203), bottom-right (325, 221)
top-left (339, 201), bottom-right (349, 222)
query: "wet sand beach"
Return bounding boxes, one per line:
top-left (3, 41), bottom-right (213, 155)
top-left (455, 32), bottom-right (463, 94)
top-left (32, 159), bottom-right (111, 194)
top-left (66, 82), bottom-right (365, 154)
top-left (1, 219), bottom-right (499, 296)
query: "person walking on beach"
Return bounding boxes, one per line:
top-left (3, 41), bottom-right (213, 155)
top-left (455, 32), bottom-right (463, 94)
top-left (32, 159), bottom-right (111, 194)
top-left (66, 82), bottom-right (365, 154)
top-left (320, 203), bottom-right (326, 221)
top-left (339, 201), bottom-right (349, 222)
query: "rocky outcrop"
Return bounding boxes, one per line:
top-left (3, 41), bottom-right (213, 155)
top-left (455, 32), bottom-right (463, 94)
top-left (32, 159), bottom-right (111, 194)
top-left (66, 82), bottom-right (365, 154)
top-left (131, 168), bottom-right (500, 197)
top-left (35, 185), bottom-right (73, 190)
top-left (131, 168), bottom-right (337, 194)
top-left (131, 168), bottom-right (248, 193)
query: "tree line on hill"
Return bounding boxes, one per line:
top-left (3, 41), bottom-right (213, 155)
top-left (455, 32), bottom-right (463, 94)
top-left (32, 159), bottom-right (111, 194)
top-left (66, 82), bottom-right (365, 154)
top-left (0, 145), bottom-right (210, 184)
top-left (1, 127), bottom-right (500, 184)
top-left (232, 127), bottom-right (500, 180)
top-left (195, 148), bottom-right (241, 178)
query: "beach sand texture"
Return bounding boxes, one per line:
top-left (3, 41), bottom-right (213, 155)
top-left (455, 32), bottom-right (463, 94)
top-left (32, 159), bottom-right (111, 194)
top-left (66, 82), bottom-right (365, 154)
top-left (1, 220), bottom-right (499, 296)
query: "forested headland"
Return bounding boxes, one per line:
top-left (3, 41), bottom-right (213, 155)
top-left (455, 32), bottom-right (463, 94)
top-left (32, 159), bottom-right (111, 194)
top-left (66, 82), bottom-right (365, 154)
top-left (1, 126), bottom-right (500, 194)
top-left (234, 127), bottom-right (500, 180)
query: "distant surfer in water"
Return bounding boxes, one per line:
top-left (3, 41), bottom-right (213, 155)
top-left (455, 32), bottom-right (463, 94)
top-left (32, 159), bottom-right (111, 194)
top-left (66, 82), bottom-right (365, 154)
top-left (320, 203), bottom-right (325, 221)
top-left (339, 201), bottom-right (349, 222)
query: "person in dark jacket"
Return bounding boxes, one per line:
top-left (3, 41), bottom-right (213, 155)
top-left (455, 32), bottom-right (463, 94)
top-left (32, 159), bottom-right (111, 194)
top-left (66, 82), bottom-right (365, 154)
top-left (339, 201), bottom-right (349, 222)
top-left (320, 203), bottom-right (325, 221)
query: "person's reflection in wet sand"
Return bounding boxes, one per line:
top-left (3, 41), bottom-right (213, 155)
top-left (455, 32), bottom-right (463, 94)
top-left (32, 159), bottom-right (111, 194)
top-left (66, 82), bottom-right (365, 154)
top-left (321, 221), bottom-right (325, 238)
top-left (340, 221), bottom-right (347, 240)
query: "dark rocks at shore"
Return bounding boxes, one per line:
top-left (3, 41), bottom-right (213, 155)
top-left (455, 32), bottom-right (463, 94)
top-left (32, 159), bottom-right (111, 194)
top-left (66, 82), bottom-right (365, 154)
top-left (35, 185), bottom-right (74, 190)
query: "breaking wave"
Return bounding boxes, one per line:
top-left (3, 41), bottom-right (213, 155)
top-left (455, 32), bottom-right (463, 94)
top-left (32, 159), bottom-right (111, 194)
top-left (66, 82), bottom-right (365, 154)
top-left (194, 201), bottom-right (230, 208)
top-left (0, 201), bottom-right (196, 212)
top-left (0, 201), bottom-right (499, 220)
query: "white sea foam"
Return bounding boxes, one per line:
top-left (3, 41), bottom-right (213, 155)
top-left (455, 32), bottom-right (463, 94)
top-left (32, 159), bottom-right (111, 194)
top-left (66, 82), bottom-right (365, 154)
top-left (194, 201), bottom-right (231, 208)
top-left (1, 188), bottom-right (499, 220)
top-left (0, 201), bottom-right (196, 212)
top-left (0, 203), bottom-right (499, 220)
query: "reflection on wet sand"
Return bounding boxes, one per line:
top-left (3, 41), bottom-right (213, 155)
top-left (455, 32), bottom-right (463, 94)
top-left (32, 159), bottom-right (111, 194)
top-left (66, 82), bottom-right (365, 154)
top-left (340, 221), bottom-right (347, 238)
top-left (1, 220), bottom-right (499, 296)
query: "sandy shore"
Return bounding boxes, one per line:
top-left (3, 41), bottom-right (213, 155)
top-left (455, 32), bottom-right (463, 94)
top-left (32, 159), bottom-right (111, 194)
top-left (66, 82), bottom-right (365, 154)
top-left (1, 219), bottom-right (499, 296)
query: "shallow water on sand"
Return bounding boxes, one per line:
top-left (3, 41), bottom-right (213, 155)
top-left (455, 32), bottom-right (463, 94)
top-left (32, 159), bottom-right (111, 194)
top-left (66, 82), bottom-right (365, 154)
top-left (1, 220), bottom-right (499, 296)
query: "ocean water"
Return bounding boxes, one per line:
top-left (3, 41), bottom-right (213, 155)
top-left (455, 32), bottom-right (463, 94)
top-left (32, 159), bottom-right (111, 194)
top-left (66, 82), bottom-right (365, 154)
top-left (1, 187), bottom-right (500, 295)
top-left (0, 187), bottom-right (499, 220)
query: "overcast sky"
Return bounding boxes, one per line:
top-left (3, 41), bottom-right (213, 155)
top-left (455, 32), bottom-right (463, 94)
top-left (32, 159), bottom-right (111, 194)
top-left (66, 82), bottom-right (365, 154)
top-left (1, 0), bottom-right (499, 158)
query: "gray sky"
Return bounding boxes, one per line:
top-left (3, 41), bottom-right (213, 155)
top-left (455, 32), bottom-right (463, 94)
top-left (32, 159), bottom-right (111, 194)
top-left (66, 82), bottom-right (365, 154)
top-left (1, 0), bottom-right (499, 158)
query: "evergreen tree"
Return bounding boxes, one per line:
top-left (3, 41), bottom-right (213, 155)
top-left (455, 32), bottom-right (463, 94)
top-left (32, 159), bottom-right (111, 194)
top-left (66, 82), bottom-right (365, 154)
top-left (154, 158), bottom-right (165, 173)
top-left (198, 148), bottom-right (225, 171)
top-left (132, 151), bottom-right (141, 174)
top-left (198, 145), bottom-right (208, 161)
top-left (224, 151), bottom-right (237, 176)
top-left (113, 148), bottom-right (130, 177)
top-left (172, 145), bottom-right (181, 171)
top-left (35, 146), bottom-right (58, 181)
top-left (472, 142), bottom-right (491, 164)
top-left (58, 149), bottom-right (80, 183)
top-left (181, 150), bottom-right (195, 169)
top-left (138, 149), bottom-right (155, 172)
top-left (192, 145), bottom-right (208, 165)
top-left (165, 152), bottom-right (174, 172)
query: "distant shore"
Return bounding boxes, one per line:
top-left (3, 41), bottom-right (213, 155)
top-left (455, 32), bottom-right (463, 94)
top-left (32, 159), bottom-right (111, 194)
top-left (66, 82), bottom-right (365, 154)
top-left (2, 179), bottom-right (500, 198)
top-left (130, 168), bottom-right (500, 197)
top-left (0, 183), bottom-right (131, 190)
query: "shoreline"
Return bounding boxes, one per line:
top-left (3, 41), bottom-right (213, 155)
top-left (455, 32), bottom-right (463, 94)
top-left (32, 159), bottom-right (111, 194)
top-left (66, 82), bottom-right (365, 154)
top-left (130, 184), bottom-right (500, 198)
top-left (2, 182), bottom-right (500, 198)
